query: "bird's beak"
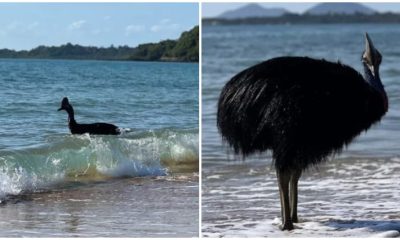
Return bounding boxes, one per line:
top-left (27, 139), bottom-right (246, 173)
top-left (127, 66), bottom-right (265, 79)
top-left (365, 33), bottom-right (375, 55)
top-left (364, 33), bottom-right (379, 77)
top-left (58, 107), bottom-right (63, 111)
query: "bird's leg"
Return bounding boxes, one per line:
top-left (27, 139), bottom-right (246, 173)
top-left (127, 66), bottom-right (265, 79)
top-left (276, 168), bottom-right (293, 231)
top-left (289, 168), bottom-right (302, 223)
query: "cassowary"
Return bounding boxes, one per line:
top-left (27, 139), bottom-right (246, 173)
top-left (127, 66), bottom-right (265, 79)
top-left (58, 97), bottom-right (120, 135)
top-left (217, 33), bottom-right (388, 230)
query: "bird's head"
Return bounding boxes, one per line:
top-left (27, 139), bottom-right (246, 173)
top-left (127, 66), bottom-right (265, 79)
top-left (58, 97), bottom-right (70, 111)
top-left (362, 33), bottom-right (382, 80)
top-left (362, 33), bottom-right (388, 112)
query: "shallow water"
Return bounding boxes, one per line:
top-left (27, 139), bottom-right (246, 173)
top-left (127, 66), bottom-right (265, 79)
top-left (202, 158), bottom-right (400, 237)
top-left (0, 175), bottom-right (198, 237)
top-left (202, 24), bottom-right (400, 237)
top-left (0, 59), bottom-right (199, 237)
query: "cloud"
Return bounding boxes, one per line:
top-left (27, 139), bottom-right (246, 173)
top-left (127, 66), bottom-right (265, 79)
top-left (91, 29), bottom-right (102, 35)
top-left (4, 21), bottom-right (40, 35)
top-left (7, 22), bottom-right (19, 30)
top-left (150, 19), bottom-right (180, 33)
top-left (125, 24), bottom-right (145, 36)
top-left (68, 20), bottom-right (86, 30)
top-left (160, 18), bottom-right (171, 24)
top-left (150, 25), bottom-right (161, 33)
top-left (27, 22), bottom-right (39, 30)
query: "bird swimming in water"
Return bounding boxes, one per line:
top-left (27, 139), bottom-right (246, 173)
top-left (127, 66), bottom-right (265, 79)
top-left (217, 33), bottom-right (388, 230)
top-left (58, 97), bottom-right (120, 135)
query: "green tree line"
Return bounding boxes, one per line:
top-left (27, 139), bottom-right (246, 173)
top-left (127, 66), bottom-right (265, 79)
top-left (0, 26), bottom-right (199, 62)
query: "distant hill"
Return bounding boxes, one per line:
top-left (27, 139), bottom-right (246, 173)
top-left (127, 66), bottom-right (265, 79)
top-left (203, 2), bottom-right (400, 26)
top-left (218, 3), bottom-right (290, 19)
top-left (0, 26), bottom-right (199, 62)
top-left (203, 12), bottom-right (400, 25)
top-left (129, 26), bottom-right (198, 62)
top-left (306, 3), bottom-right (376, 15)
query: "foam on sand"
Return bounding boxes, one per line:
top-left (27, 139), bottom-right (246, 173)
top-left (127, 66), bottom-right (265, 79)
top-left (202, 157), bottom-right (400, 237)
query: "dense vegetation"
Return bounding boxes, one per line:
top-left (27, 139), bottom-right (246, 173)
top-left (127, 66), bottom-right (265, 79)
top-left (0, 26), bottom-right (198, 62)
top-left (129, 26), bottom-right (199, 62)
top-left (203, 12), bottom-right (400, 25)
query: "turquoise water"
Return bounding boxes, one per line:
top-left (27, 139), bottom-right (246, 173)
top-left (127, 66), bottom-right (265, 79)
top-left (0, 59), bottom-right (198, 148)
top-left (202, 24), bottom-right (400, 237)
top-left (0, 59), bottom-right (199, 237)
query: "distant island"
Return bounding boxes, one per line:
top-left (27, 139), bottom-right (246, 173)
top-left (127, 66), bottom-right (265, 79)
top-left (204, 3), bottom-right (400, 25)
top-left (218, 3), bottom-right (290, 19)
top-left (0, 26), bottom-right (198, 62)
top-left (305, 3), bottom-right (375, 15)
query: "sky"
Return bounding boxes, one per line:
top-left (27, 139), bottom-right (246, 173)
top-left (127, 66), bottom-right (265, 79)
top-left (0, 3), bottom-right (198, 50)
top-left (202, 3), bottom-right (400, 18)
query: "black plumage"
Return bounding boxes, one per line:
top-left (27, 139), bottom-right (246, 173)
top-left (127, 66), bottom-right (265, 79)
top-left (217, 33), bottom-right (388, 230)
top-left (58, 97), bottom-right (120, 135)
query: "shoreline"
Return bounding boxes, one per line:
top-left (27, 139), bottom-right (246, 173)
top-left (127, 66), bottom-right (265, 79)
top-left (0, 174), bottom-right (199, 237)
top-left (0, 57), bottom-right (198, 64)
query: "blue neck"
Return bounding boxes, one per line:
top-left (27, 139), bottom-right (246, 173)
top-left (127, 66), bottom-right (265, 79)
top-left (363, 64), bottom-right (384, 94)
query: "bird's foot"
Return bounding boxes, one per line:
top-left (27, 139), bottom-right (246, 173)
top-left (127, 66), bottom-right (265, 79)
top-left (279, 219), bottom-right (303, 231)
top-left (279, 221), bottom-right (294, 231)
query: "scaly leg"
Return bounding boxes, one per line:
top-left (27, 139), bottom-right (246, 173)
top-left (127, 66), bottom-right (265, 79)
top-left (276, 168), bottom-right (293, 231)
top-left (289, 168), bottom-right (302, 223)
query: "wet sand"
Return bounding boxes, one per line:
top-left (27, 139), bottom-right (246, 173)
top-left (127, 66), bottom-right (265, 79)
top-left (0, 174), bottom-right (199, 237)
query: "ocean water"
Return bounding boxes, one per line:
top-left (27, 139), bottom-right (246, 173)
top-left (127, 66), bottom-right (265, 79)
top-left (0, 59), bottom-right (199, 237)
top-left (202, 24), bottom-right (400, 237)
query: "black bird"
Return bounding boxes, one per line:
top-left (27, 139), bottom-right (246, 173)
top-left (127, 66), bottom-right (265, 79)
top-left (58, 97), bottom-right (120, 135)
top-left (217, 33), bottom-right (388, 230)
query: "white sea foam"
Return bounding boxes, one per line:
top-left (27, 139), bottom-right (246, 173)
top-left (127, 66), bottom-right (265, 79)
top-left (202, 157), bottom-right (400, 237)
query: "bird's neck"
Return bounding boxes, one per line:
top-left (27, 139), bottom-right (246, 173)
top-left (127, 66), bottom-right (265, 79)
top-left (66, 106), bottom-right (77, 125)
top-left (363, 65), bottom-right (382, 90)
top-left (363, 65), bottom-right (388, 112)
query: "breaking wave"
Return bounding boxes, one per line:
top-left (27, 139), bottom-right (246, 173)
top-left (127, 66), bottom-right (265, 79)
top-left (0, 128), bottom-right (198, 199)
